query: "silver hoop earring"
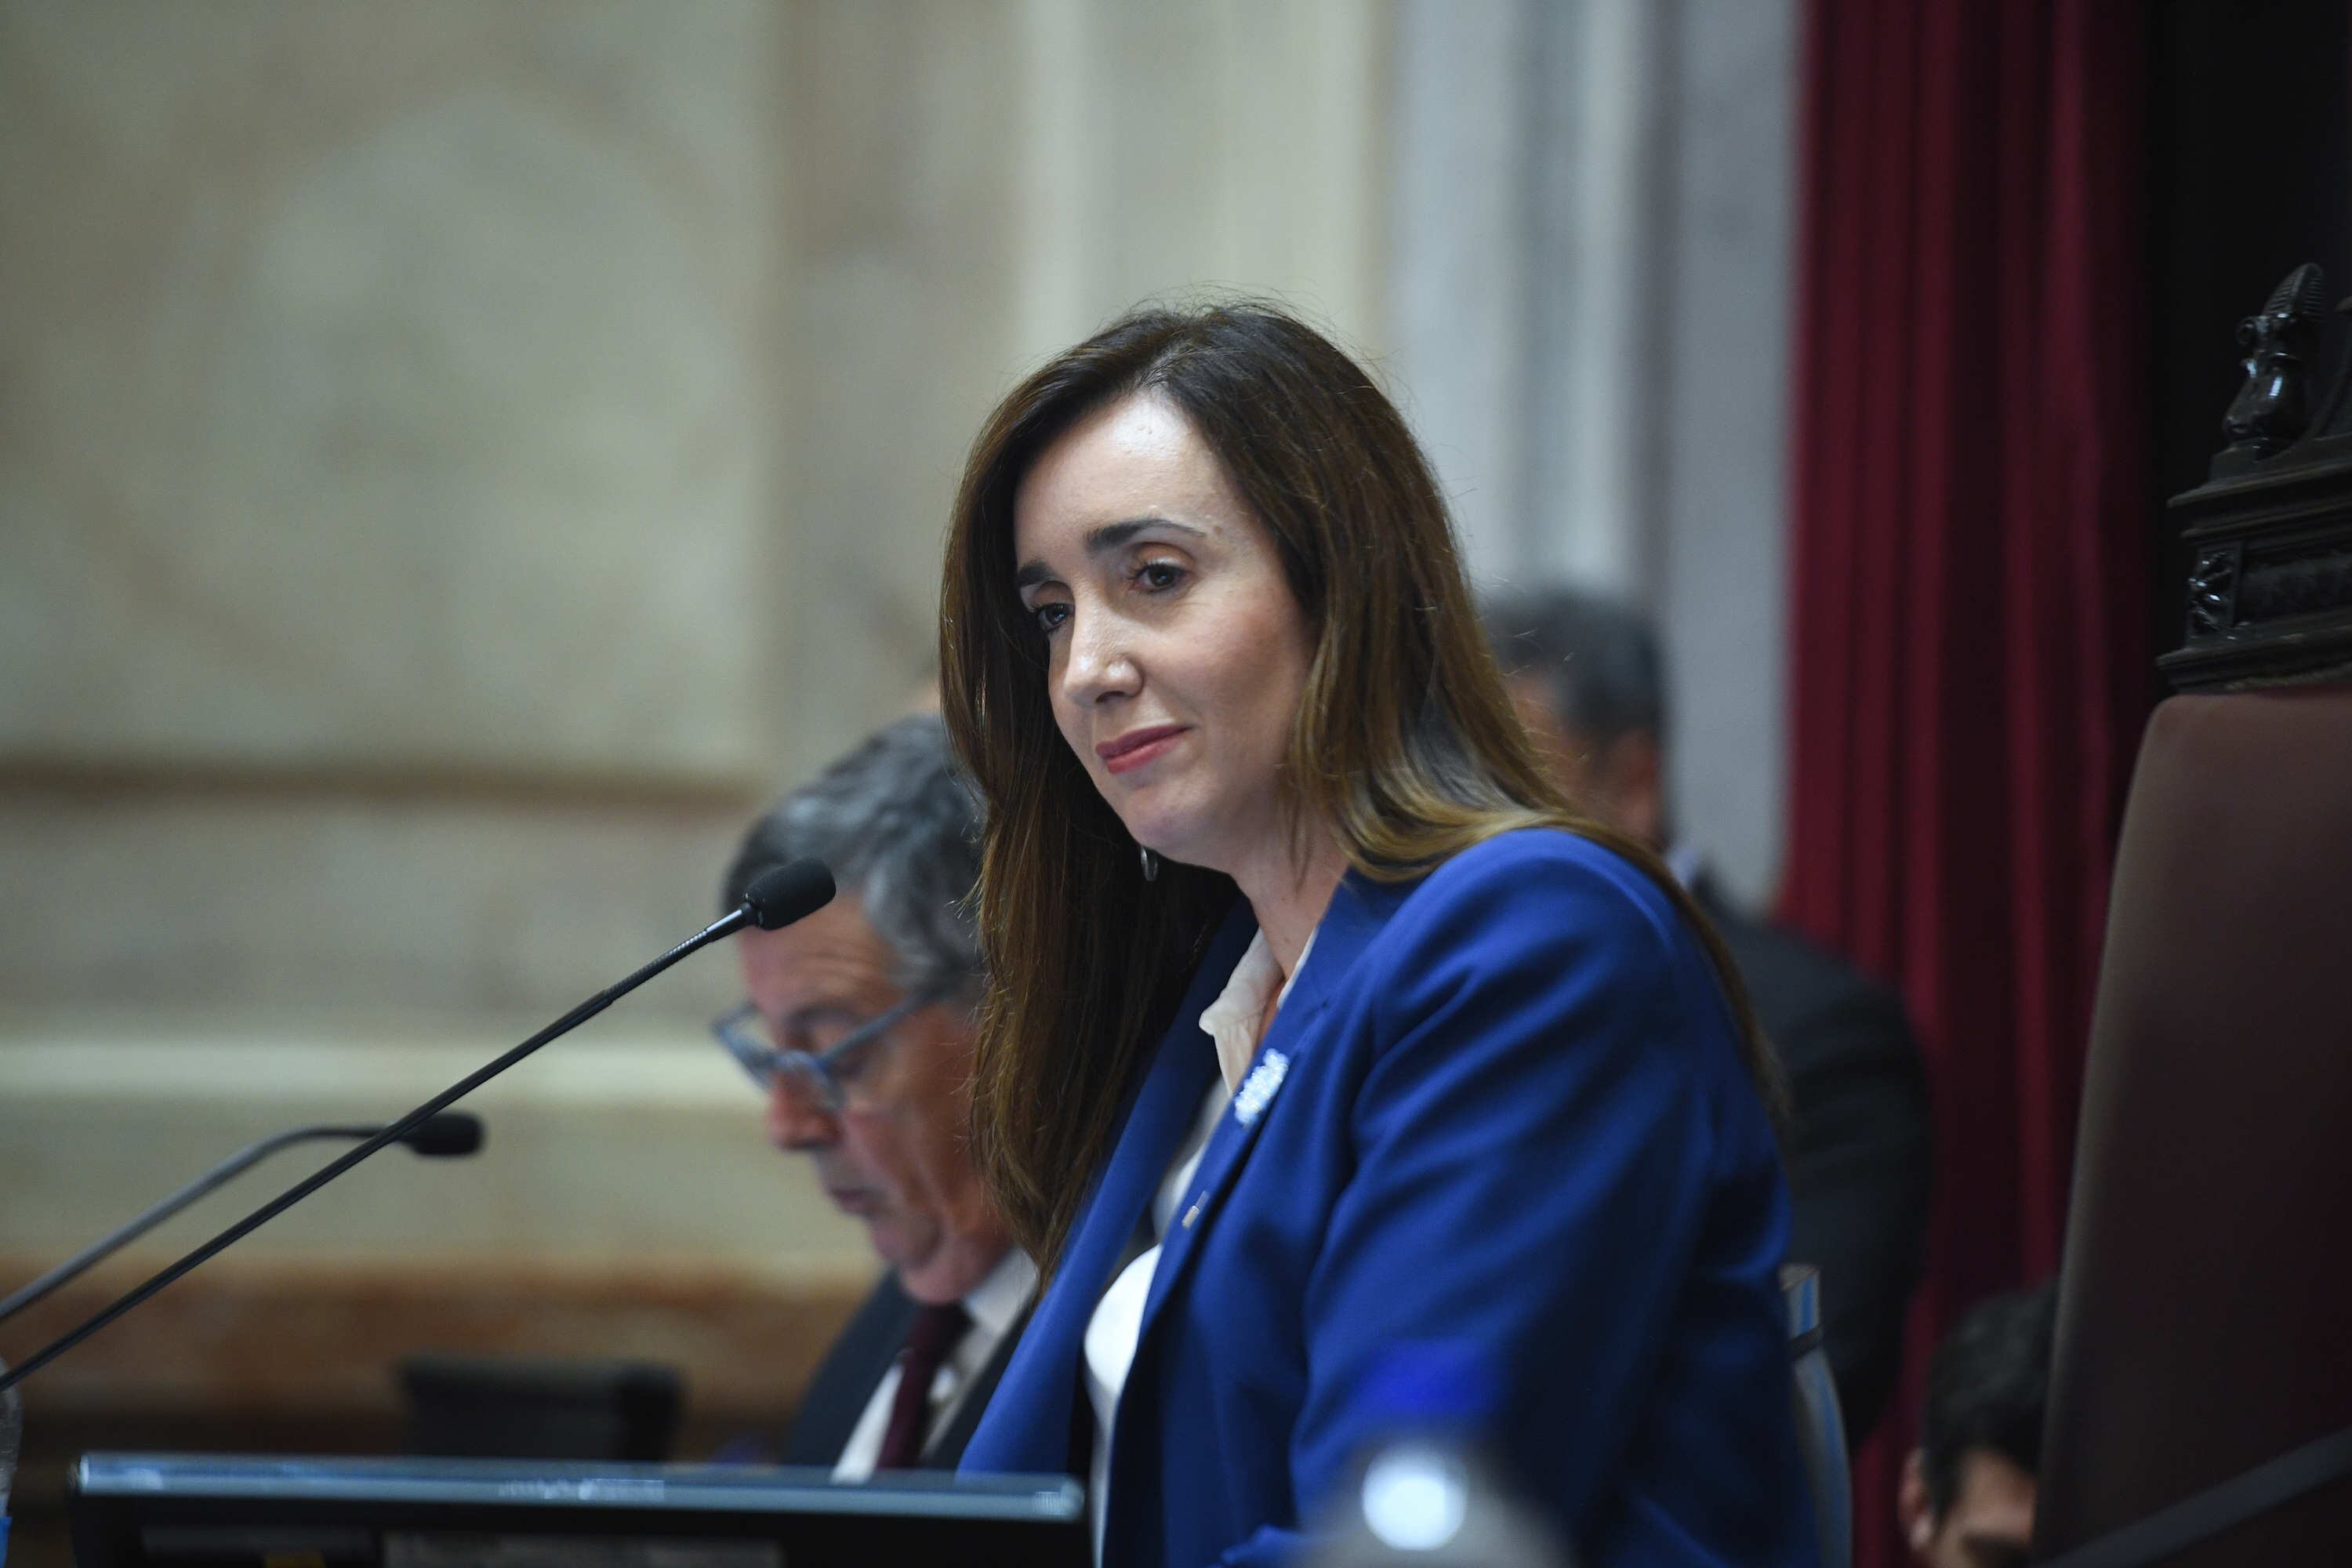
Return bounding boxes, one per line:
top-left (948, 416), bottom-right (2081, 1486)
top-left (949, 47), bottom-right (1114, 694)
top-left (1139, 846), bottom-right (1160, 882)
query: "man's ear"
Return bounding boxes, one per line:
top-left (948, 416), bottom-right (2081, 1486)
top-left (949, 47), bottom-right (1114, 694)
top-left (1898, 1447), bottom-right (1935, 1557)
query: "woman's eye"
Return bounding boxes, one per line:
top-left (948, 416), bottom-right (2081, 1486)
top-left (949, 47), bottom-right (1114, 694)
top-left (1134, 560), bottom-right (1185, 592)
top-left (1033, 601), bottom-right (1071, 634)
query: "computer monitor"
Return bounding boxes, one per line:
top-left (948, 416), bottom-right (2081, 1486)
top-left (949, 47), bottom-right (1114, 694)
top-left (69, 1452), bottom-right (1087, 1567)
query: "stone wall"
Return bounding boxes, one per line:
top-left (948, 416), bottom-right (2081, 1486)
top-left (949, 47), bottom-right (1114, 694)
top-left (0, 0), bottom-right (1388, 1412)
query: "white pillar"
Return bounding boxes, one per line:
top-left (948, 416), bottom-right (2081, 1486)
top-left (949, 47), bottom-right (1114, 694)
top-left (1385, 0), bottom-right (1536, 586)
top-left (1385, 0), bottom-right (1801, 905)
top-left (1654, 0), bottom-right (1799, 906)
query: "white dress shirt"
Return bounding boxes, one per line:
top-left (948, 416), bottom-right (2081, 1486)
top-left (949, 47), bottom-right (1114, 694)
top-left (831, 1247), bottom-right (1037, 1481)
top-left (1081, 927), bottom-right (1314, 1560)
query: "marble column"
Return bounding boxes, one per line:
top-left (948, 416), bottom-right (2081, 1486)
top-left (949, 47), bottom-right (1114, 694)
top-left (1384, 0), bottom-right (1801, 905)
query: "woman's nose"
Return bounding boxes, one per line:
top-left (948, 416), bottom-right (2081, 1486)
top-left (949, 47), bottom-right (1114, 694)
top-left (766, 1072), bottom-right (840, 1150)
top-left (1060, 609), bottom-right (1139, 705)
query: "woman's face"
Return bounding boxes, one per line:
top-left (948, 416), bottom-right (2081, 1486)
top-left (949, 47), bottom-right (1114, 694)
top-left (1012, 390), bottom-right (1316, 878)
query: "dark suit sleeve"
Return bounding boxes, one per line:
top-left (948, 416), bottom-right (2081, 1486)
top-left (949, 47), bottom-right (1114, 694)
top-left (1775, 984), bottom-right (1932, 1440)
top-left (1698, 885), bottom-right (1933, 1443)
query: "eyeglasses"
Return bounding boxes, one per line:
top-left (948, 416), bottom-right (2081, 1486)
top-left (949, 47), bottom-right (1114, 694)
top-left (709, 985), bottom-right (953, 1114)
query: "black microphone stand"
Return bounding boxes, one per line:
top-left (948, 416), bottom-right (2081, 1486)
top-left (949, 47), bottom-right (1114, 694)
top-left (0, 1114), bottom-right (481, 1327)
top-left (0, 859), bottom-right (832, 1396)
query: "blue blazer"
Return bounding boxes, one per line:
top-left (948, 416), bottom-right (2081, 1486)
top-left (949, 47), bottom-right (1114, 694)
top-left (961, 829), bottom-right (1817, 1568)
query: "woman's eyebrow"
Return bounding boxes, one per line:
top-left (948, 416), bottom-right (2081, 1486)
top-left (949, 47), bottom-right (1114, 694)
top-left (1085, 516), bottom-right (1206, 553)
top-left (1015, 517), bottom-right (1207, 590)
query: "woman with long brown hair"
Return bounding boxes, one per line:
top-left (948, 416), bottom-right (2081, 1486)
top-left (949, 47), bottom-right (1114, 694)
top-left (944, 303), bottom-right (1814, 1567)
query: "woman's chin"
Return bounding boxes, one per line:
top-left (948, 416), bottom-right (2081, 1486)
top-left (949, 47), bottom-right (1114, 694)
top-left (1116, 789), bottom-right (1249, 875)
top-left (1125, 811), bottom-right (1207, 866)
top-left (1115, 808), bottom-right (1178, 859)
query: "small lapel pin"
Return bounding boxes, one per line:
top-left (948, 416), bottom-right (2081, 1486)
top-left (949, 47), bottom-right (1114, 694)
top-left (1233, 1048), bottom-right (1290, 1127)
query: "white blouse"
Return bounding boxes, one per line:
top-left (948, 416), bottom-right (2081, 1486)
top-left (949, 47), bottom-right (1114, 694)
top-left (1081, 927), bottom-right (1314, 1562)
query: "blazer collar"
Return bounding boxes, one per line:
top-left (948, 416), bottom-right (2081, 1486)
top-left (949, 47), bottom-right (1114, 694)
top-left (1131, 866), bottom-right (1417, 1342)
top-left (1261, 863), bottom-right (1415, 1022)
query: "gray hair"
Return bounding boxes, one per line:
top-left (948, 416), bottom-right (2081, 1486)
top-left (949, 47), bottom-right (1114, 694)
top-left (1479, 583), bottom-right (1666, 745)
top-left (721, 714), bottom-right (984, 999)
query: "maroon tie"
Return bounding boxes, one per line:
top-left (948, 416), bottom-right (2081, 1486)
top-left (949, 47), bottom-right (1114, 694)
top-left (874, 1301), bottom-right (971, 1470)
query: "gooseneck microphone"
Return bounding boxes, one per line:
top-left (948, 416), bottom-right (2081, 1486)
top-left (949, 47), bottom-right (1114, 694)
top-left (0, 1112), bottom-right (484, 1327)
top-left (0, 858), bottom-right (834, 1396)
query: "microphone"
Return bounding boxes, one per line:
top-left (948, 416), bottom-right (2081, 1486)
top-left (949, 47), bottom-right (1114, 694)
top-left (397, 1112), bottom-right (486, 1158)
top-left (741, 858), bottom-right (835, 931)
top-left (0, 859), bottom-right (835, 1395)
top-left (0, 1113), bottom-right (484, 1327)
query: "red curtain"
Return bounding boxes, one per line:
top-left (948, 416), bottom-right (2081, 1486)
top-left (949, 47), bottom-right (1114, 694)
top-left (1784, 2), bottom-right (2151, 1563)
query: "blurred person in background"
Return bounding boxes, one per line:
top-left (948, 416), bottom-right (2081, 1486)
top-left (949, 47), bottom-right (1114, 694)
top-left (1484, 583), bottom-right (1932, 1439)
top-left (1897, 1283), bottom-right (2055, 1568)
top-left (713, 714), bottom-right (1030, 1474)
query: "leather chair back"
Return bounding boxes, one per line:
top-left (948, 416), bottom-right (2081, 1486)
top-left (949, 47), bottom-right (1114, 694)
top-left (2034, 687), bottom-right (2352, 1562)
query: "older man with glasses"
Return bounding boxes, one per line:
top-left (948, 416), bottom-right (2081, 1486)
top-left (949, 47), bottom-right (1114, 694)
top-left (713, 714), bottom-right (1030, 1475)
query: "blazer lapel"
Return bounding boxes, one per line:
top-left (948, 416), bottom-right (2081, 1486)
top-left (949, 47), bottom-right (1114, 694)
top-left (1133, 1012), bottom-right (1310, 1338)
top-left (964, 904), bottom-right (1253, 1473)
top-left (1133, 871), bottom-right (1406, 1339)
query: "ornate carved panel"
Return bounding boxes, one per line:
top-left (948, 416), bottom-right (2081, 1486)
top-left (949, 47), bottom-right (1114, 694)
top-left (2164, 263), bottom-right (2352, 689)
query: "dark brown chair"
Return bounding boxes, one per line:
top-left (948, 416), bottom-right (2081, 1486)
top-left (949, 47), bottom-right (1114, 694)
top-left (2034, 264), bottom-right (2352, 1565)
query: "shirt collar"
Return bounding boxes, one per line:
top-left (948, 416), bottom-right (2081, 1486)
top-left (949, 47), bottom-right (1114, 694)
top-left (962, 1246), bottom-right (1037, 1339)
top-left (1197, 925), bottom-right (1318, 1094)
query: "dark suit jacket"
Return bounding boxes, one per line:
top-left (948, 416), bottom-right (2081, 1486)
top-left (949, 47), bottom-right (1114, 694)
top-left (1695, 876), bottom-right (1932, 1440)
top-left (779, 1272), bottom-right (1023, 1471)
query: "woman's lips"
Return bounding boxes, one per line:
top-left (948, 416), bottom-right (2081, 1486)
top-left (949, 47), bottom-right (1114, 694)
top-left (1098, 725), bottom-right (1187, 775)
